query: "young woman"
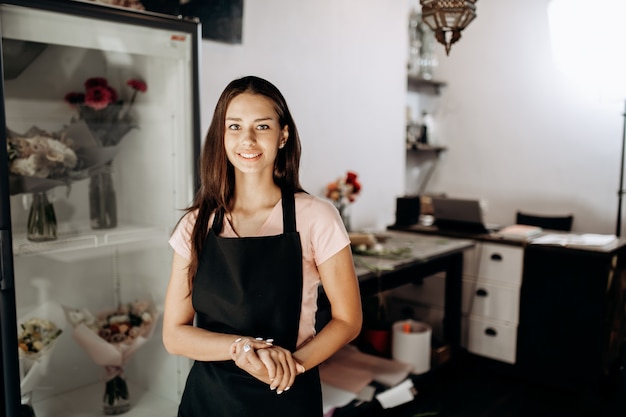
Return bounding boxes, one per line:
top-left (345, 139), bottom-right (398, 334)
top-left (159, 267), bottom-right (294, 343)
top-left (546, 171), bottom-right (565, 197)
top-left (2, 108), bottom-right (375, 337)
top-left (163, 76), bottom-right (362, 416)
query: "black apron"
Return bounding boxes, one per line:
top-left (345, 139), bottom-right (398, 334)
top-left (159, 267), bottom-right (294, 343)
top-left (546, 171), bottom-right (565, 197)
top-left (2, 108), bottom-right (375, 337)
top-left (178, 190), bottom-right (322, 417)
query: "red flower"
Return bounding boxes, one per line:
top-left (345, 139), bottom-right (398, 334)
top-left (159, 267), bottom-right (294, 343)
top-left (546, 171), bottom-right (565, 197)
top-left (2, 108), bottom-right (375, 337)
top-left (127, 79), bottom-right (147, 93)
top-left (84, 86), bottom-right (115, 110)
top-left (346, 171), bottom-right (361, 194)
top-left (84, 77), bottom-right (109, 89)
top-left (106, 86), bottom-right (119, 104)
top-left (326, 171), bottom-right (361, 204)
top-left (63, 76), bottom-right (148, 147)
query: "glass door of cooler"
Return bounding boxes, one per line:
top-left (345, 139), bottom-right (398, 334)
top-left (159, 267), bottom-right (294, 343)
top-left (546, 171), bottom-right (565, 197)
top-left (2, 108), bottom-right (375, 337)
top-left (0, 1), bottom-right (200, 416)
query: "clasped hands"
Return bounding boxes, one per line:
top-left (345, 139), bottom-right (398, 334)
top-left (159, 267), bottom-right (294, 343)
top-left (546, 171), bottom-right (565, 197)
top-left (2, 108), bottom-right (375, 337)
top-left (230, 337), bottom-right (305, 394)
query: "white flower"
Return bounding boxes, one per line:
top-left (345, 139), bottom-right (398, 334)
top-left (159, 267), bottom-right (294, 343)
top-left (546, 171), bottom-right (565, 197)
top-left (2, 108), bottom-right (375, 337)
top-left (10, 155), bottom-right (49, 178)
top-left (44, 137), bottom-right (77, 168)
top-left (108, 314), bottom-right (130, 325)
top-left (140, 312), bottom-right (152, 323)
top-left (8, 133), bottom-right (77, 179)
top-left (67, 308), bottom-right (97, 327)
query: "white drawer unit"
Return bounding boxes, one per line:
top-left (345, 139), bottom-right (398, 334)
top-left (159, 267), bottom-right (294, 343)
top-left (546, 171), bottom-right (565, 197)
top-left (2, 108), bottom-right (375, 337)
top-left (466, 242), bottom-right (524, 363)
top-left (467, 280), bottom-right (521, 324)
top-left (474, 243), bottom-right (524, 285)
top-left (467, 316), bottom-right (517, 364)
top-left (386, 241), bottom-right (525, 364)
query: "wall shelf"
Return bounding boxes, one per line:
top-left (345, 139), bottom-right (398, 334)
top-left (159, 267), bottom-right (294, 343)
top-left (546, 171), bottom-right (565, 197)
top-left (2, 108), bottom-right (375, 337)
top-left (407, 76), bottom-right (446, 95)
top-left (12, 224), bottom-right (168, 258)
top-left (406, 143), bottom-right (447, 153)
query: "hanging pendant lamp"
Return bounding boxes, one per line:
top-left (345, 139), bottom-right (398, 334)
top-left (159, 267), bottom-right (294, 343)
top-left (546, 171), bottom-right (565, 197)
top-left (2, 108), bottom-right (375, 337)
top-left (420, 0), bottom-right (477, 55)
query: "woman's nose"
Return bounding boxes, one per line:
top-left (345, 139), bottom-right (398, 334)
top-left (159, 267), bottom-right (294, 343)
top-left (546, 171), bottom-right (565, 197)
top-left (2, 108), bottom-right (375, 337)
top-left (241, 127), bottom-right (256, 144)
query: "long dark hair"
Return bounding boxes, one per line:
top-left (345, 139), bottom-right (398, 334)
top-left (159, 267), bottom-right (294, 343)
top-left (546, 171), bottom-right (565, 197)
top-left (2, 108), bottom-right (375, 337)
top-left (183, 76), bottom-right (303, 285)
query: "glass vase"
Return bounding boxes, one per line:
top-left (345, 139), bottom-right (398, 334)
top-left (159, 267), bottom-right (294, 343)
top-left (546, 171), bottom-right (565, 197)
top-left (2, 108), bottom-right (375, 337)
top-left (27, 192), bottom-right (57, 242)
top-left (337, 203), bottom-right (352, 232)
top-left (89, 169), bottom-right (117, 230)
top-left (103, 373), bottom-right (130, 415)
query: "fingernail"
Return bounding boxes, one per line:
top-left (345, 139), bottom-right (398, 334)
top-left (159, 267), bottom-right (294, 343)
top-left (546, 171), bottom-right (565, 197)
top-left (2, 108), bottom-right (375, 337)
top-left (234, 337), bottom-right (242, 343)
top-left (270, 385), bottom-right (277, 390)
top-left (265, 341), bottom-right (273, 345)
top-left (266, 338), bottom-right (274, 343)
top-left (255, 337), bottom-right (263, 340)
top-left (284, 386), bottom-right (290, 391)
top-left (277, 390), bottom-right (283, 395)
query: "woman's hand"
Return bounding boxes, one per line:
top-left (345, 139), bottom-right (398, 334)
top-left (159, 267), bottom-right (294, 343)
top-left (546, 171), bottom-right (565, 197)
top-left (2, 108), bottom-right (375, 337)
top-left (230, 338), bottom-right (305, 393)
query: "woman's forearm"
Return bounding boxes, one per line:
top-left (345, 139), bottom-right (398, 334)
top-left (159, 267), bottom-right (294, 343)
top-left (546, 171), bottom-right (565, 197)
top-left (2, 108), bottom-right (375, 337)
top-left (292, 315), bottom-right (362, 371)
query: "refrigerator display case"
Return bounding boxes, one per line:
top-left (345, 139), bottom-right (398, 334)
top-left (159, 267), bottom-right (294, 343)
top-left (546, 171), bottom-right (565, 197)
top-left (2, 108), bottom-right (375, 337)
top-left (0, 1), bottom-right (201, 416)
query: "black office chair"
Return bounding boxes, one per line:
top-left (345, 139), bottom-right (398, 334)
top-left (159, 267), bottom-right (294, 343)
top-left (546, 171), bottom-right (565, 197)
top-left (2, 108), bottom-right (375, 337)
top-left (516, 211), bottom-right (574, 232)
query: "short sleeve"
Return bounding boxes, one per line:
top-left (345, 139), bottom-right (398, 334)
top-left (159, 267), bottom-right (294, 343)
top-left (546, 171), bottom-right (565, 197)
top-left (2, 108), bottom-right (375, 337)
top-left (169, 210), bottom-right (197, 260)
top-left (305, 197), bottom-right (350, 266)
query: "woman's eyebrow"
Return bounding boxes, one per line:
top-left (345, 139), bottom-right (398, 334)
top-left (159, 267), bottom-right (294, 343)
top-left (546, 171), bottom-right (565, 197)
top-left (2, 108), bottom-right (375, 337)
top-left (225, 116), bottom-right (275, 122)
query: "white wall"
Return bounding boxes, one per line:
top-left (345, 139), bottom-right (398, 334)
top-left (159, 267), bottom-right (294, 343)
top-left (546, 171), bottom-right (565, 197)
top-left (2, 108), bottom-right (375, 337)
top-left (426, 0), bottom-right (622, 234)
top-left (199, 0), bottom-right (623, 235)
top-left (198, 0), bottom-right (407, 231)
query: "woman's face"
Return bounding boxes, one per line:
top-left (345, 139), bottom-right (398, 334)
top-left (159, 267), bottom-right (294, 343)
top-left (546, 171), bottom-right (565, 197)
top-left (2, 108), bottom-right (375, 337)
top-left (224, 92), bottom-right (288, 177)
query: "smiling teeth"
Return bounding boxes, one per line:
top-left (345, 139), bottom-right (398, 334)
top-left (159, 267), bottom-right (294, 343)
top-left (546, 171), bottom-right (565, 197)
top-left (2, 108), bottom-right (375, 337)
top-left (240, 153), bottom-right (260, 158)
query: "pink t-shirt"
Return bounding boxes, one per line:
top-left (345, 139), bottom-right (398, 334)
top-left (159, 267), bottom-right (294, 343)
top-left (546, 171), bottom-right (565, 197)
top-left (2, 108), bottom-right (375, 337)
top-left (169, 192), bottom-right (351, 347)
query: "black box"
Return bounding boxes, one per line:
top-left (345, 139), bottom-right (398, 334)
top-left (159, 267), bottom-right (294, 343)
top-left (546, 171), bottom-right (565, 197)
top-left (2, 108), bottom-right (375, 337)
top-left (395, 196), bottom-right (421, 226)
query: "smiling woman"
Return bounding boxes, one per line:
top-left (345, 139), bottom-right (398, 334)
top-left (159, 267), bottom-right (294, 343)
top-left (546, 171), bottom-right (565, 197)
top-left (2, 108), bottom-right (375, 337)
top-left (163, 76), bottom-right (362, 417)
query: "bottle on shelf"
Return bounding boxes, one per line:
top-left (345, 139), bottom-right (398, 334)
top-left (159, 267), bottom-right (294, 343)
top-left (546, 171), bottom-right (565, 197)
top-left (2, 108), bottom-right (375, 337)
top-left (418, 111), bottom-right (435, 145)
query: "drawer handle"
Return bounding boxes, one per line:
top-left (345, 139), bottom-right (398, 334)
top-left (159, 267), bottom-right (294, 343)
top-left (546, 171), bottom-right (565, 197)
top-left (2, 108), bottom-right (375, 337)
top-left (490, 253), bottom-right (503, 261)
top-left (476, 288), bottom-right (488, 297)
top-left (484, 328), bottom-right (497, 337)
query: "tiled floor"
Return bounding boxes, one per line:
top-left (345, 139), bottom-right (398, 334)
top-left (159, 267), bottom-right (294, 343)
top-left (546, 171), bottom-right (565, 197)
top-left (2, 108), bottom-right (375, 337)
top-left (333, 350), bottom-right (626, 417)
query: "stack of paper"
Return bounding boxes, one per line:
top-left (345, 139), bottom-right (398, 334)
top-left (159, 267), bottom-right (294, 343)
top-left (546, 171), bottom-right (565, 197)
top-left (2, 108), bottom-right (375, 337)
top-left (531, 233), bottom-right (618, 250)
top-left (496, 224), bottom-right (543, 240)
top-left (319, 344), bottom-right (414, 414)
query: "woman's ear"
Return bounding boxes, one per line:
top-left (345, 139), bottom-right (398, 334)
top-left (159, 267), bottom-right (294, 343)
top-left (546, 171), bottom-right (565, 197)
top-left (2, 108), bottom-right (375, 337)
top-left (279, 126), bottom-right (289, 149)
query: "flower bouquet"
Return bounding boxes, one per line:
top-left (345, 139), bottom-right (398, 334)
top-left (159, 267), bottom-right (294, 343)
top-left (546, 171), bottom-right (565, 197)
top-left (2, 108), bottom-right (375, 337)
top-left (17, 301), bottom-right (65, 417)
top-left (64, 77), bottom-right (147, 149)
top-left (6, 122), bottom-right (125, 240)
top-left (325, 171), bottom-right (361, 231)
top-left (64, 77), bottom-right (147, 230)
top-left (64, 300), bottom-right (157, 415)
top-left (7, 126), bottom-right (80, 241)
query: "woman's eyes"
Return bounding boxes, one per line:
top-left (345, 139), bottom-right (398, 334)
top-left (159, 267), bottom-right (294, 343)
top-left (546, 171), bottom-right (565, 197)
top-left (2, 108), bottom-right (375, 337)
top-left (227, 124), bottom-right (270, 130)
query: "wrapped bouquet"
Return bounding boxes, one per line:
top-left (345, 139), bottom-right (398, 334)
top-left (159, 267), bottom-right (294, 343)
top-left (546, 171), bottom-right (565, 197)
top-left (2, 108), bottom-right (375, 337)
top-left (17, 302), bottom-right (65, 415)
top-left (64, 300), bottom-right (158, 415)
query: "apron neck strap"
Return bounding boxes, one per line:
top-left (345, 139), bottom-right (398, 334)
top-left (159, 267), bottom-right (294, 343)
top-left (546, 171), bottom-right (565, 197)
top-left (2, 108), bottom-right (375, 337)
top-left (212, 207), bottom-right (225, 234)
top-left (281, 187), bottom-right (297, 233)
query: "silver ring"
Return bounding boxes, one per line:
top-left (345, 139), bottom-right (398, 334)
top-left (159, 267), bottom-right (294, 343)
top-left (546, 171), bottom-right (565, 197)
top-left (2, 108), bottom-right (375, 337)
top-left (243, 343), bottom-right (251, 353)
